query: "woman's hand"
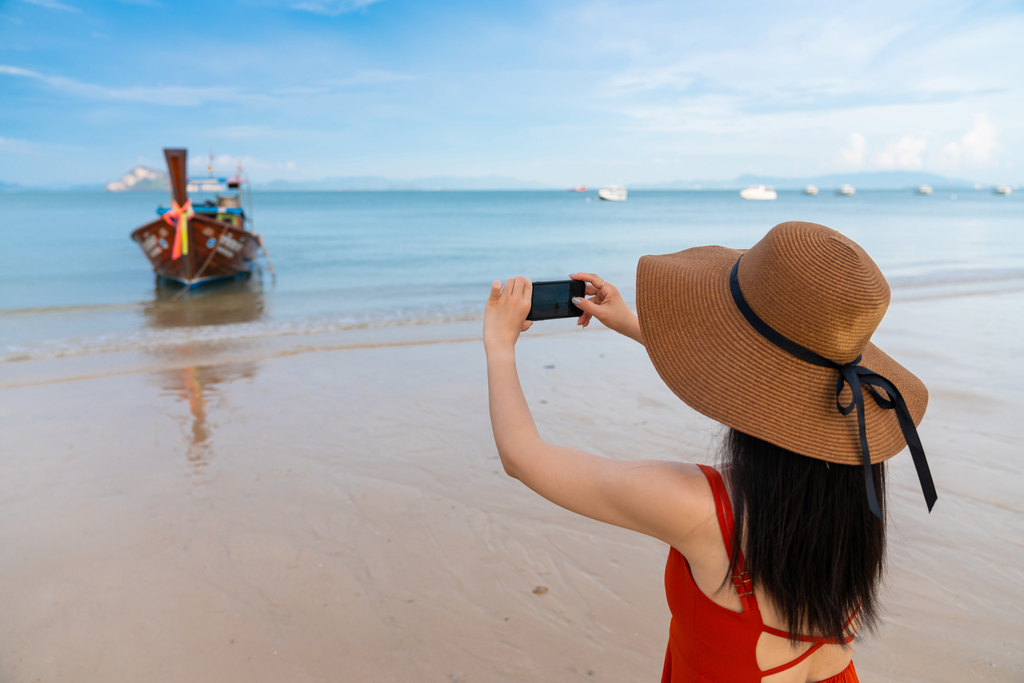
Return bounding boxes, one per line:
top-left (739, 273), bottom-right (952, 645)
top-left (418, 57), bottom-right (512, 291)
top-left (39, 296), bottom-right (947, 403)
top-left (569, 273), bottom-right (644, 345)
top-left (483, 276), bottom-right (534, 355)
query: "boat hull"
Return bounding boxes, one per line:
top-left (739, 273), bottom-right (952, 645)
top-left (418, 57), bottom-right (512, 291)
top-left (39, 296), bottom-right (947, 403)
top-left (598, 188), bottom-right (627, 201)
top-left (130, 214), bottom-right (260, 287)
top-left (740, 186), bottom-right (777, 200)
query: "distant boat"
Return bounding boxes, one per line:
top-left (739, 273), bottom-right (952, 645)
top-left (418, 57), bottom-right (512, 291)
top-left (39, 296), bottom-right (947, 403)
top-left (994, 185), bottom-right (1012, 195)
top-left (129, 148), bottom-right (274, 289)
top-left (836, 184), bottom-right (856, 196)
top-left (803, 185), bottom-right (818, 196)
top-left (917, 184), bottom-right (933, 195)
top-left (568, 186), bottom-right (587, 192)
top-left (740, 185), bottom-right (777, 200)
top-left (598, 187), bottom-right (628, 201)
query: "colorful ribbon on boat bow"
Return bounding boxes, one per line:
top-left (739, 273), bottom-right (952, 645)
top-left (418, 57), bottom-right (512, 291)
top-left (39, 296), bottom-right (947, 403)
top-left (162, 199), bottom-right (194, 260)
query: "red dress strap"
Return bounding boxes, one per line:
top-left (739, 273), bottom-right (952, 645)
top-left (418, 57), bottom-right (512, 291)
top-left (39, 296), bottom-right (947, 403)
top-left (757, 589), bottom-right (860, 675)
top-left (758, 599), bottom-right (860, 675)
top-left (760, 642), bottom-right (826, 676)
top-left (696, 465), bottom-right (759, 613)
top-left (760, 606), bottom-right (859, 644)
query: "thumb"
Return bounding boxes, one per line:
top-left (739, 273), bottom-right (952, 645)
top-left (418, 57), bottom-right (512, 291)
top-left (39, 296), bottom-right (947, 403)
top-left (488, 280), bottom-right (502, 302)
top-left (573, 296), bottom-right (601, 318)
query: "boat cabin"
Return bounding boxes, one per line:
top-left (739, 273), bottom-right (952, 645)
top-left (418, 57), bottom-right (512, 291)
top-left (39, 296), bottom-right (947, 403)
top-left (156, 175), bottom-right (252, 229)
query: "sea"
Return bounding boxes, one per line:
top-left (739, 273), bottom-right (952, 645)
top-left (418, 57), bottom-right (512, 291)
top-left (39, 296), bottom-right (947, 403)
top-left (1, 189), bottom-right (1022, 364)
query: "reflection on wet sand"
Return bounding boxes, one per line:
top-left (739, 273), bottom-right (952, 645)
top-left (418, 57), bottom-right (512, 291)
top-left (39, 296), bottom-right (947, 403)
top-left (142, 280), bottom-right (266, 472)
top-left (158, 362), bottom-right (259, 473)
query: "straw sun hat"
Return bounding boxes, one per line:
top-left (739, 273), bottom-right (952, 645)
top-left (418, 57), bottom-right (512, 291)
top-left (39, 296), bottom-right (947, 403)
top-left (636, 221), bottom-right (936, 515)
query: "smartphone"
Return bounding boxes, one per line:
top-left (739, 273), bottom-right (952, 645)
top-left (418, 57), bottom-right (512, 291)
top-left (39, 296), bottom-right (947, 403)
top-left (527, 280), bottom-right (586, 321)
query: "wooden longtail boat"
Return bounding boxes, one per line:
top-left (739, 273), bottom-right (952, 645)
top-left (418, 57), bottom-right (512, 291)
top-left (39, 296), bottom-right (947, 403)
top-left (130, 148), bottom-right (273, 289)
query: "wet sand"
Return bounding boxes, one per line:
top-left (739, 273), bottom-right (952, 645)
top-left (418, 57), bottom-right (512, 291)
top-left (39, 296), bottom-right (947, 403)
top-left (0, 291), bottom-right (1021, 682)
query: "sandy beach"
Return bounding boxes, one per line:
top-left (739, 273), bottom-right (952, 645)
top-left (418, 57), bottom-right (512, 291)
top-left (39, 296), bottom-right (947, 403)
top-left (0, 288), bottom-right (1021, 682)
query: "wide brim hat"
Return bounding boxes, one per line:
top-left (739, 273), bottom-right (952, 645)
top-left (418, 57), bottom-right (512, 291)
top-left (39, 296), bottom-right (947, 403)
top-left (636, 221), bottom-right (927, 466)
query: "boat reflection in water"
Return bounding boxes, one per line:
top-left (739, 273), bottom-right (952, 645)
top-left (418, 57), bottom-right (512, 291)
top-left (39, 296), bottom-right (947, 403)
top-left (141, 275), bottom-right (267, 329)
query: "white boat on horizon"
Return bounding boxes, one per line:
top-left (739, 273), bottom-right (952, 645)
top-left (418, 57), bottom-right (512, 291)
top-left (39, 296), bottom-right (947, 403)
top-left (739, 185), bottom-right (777, 200)
top-left (804, 185), bottom-right (818, 196)
top-left (994, 185), bottom-right (1012, 195)
top-left (598, 186), bottom-right (628, 201)
top-left (917, 184), bottom-right (933, 195)
top-left (836, 184), bottom-right (856, 196)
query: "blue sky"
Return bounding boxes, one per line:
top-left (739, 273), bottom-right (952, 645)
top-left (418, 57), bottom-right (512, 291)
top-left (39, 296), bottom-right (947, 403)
top-left (1, 0), bottom-right (1022, 186)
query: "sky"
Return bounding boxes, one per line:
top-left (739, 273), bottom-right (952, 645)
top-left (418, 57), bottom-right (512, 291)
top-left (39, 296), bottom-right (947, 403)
top-left (1, 0), bottom-right (1022, 187)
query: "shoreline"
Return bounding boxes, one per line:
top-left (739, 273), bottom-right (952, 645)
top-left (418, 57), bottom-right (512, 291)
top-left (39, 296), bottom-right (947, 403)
top-left (0, 292), bottom-right (1021, 681)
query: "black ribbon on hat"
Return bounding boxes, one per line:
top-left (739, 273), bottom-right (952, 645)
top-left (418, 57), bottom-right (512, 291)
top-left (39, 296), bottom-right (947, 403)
top-left (729, 258), bottom-right (937, 520)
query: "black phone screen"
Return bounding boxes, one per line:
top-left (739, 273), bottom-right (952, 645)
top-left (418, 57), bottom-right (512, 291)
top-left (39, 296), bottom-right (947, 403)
top-left (528, 280), bottom-right (585, 320)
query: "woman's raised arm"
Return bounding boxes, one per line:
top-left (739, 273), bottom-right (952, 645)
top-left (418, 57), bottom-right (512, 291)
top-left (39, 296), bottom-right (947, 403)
top-left (483, 277), bottom-right (707, 551)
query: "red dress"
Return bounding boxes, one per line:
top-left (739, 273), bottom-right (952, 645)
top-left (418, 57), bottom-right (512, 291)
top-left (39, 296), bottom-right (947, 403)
top-left (661, 465), bottom-right (858, 683)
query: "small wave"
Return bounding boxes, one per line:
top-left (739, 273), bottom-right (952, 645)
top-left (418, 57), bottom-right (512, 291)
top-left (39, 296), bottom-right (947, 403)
top-left (888, 267), bottom-right (1024, 289)
top-left (0, 301), bottom-right (143, 318)
top-left (887, 266), bottom-right (1024, 302)
top-left (0, 306), bottom-right (483, 363)
top-left (4, 265), bottom-right (1021, 363)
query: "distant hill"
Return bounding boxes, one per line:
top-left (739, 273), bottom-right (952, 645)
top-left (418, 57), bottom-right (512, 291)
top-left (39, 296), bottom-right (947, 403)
top-left (637, 171), bottom-right (978, 191)
top-left (0, 180), bottom-right (22, 191)
top-left (106, 166), bottom-right (169, 192)
top-left (256, 174), bottom-right (553, 191)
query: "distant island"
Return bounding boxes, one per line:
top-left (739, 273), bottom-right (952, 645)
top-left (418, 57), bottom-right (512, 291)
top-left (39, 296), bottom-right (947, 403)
top-left (1, 169), bottom-right (1014, 193)
top-left (255, 174), bottom-right (552, 191)
top-left (633, 171), bottom-right (982, 191)
top-left (105, 166), bottom-right (168, 192)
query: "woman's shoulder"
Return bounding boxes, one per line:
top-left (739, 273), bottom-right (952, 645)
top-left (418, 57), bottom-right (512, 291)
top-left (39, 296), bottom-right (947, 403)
top-left (652, 462), bottom-right (724, 555)
top-left (588, 459), bottom-right (721, 553)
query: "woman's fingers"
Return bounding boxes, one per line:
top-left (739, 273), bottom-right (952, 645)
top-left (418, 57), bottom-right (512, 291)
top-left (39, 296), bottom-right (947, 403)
top-left (520, 276), bottom-right (532, 301)
top-left (491, 277), bottom-right (533, 306)
top-left (571, 272), bottom-right (606, 288)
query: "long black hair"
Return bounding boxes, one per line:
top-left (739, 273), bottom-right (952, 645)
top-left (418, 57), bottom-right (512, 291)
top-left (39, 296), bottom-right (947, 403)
top-left (721, 428), bottom-right (886, 644)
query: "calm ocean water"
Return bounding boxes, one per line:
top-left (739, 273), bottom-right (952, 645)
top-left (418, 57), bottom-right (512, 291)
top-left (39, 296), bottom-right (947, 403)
top-left (1, 189), bottom-right (1022, 362)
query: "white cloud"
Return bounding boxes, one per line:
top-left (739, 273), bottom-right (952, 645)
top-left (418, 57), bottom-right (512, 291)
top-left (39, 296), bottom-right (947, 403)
top-left (877, 134), bottom-right (928, 168)
top-left (188, 153), bottom-right (296, 174)
top-left (0, 63), bottom-right (407, 110)
top-left (0, 136), bottom-right (40, 154)
top-left (839, 133), bottom-right (866, 166)
top-left (609, 64), bottom-right (696, 93)
top-left (329, 70), bottom-right (416, 86)
top-left (286, 0), bottom-right (384, 16)
top-left (0, 136), bottom-right (82, 156)
top-left (0, 64), bottom-right (263, 107)
top-left (206, 125), bottom-right (276, 139)
top-left (939, 113), bottom-right (998, 166)
top-left (14, 0), bottom-right (79, 12)
top-left (0, 65), bottom-right (37, 77)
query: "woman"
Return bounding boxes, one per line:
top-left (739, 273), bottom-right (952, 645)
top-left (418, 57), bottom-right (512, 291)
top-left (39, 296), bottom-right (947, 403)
top-left (483, 222), bottom-right (936, 683)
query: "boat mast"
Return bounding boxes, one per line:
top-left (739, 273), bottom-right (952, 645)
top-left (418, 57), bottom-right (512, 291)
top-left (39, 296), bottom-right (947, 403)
top-left (164, 148), bottom-right (192, 282)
